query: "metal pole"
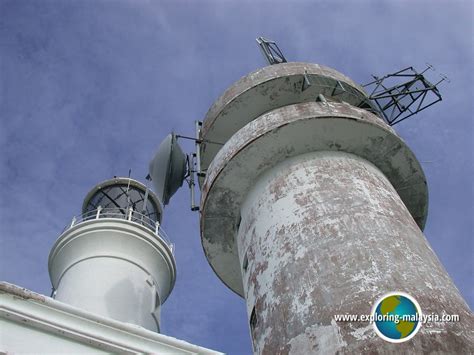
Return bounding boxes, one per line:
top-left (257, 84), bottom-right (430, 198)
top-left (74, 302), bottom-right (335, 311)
top-left (195, 121), bottom-right (203, 177)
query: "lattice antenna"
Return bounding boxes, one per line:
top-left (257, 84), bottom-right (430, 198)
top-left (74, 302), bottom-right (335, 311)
top-left (362, 65), bottom-right (447, 126)
top-left (256, 37), bottom-right (287, 65)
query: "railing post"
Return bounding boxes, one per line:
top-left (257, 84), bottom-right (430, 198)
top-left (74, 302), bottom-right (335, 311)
top-left (155, 221), bottom-right (160, 236)
top-left (128, 207), bottom-right (133, 221)
top-left (96, 205), bottom-right (102, 219)
top-left (70, 216), bottom-right (76, 228)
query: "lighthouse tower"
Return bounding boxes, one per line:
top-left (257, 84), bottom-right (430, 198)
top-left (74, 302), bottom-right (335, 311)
top-left (48, 177), bottom-right (176, 332)
top-left (198, 62), bottom-right (473, 353)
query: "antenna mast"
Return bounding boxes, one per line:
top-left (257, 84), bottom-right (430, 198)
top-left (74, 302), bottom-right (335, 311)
top-left (363, 64), bottom-right (448, 125)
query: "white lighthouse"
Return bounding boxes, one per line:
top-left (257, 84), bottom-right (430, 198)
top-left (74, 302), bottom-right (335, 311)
top-left (48, 177), bottom-right (175, 332)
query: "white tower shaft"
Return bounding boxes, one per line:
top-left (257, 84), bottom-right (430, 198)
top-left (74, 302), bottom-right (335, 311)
top-left (238, 149), bottom-right (471, 353)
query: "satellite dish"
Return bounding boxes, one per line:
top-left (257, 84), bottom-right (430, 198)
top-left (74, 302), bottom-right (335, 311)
top-left (149, 133), bottom-right (187, 205)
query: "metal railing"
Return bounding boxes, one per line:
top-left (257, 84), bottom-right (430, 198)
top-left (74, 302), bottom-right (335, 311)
top-left (62, 207), bottom-right (174, 253)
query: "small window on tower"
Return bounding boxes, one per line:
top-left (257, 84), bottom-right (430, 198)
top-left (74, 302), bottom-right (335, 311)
top-left (154, 291), bottom-right (160, 311)
top-left (242, 251), bottom-right (249, 272)
top-left (236, 215), bottom-right (242, 230)
top-left (249, 305), bottom-right (258, 352)
top-left (249, 306), bottom-right (257, 332)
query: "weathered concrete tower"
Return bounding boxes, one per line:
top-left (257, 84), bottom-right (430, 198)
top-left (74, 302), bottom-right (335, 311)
top-left (49, 177), bottom-right (176, 332)
top-left (198, 63), bottom-right (473, 353)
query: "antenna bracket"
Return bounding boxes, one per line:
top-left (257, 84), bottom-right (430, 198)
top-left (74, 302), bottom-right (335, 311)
top-left (363, 65), bottom-right (445, 126)
top-left (256, 37), bottom-right (287, 65)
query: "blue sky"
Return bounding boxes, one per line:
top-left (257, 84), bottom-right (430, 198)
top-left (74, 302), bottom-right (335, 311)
top-left (0, 1), bottom-right (472, 354)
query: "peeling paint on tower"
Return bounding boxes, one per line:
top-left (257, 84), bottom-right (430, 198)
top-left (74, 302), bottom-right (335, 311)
top-left (199, 62), bottom-right (474, 354)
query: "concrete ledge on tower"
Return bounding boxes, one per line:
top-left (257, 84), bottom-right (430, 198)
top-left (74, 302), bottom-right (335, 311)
top-left (199, 62), bottom-right (381, 178)
top-left (200, 101), bottom-right (428, 296)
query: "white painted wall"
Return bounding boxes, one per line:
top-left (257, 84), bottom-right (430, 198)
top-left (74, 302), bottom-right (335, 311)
top-left (48, 219), bottom-right (176, 332)
top-left (0, 282), bottom-right (223, 355)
